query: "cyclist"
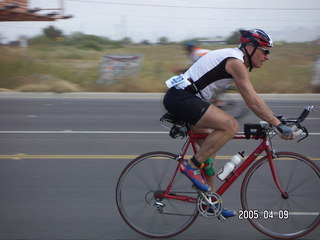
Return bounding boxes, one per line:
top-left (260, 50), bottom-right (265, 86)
top-left (163, 29), bottom-right (294, 218)
top-left (185, 41), bottom-right (211, 63)
top-left (173, 41), bottom-right (211, 74)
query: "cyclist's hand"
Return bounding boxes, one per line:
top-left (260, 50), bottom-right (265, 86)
top-left (274, 123), bottom-right (294, 140)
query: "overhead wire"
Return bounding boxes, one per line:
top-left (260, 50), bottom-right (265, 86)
top-left (67, 0), bottom-right (320, 11)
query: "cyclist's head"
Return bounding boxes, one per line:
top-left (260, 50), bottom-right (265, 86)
top-left (239, 29), bottom-right (273, 48)
top-left (239, 29), bottom-right (273, 71)
top-left (183, 41), bottom-right (197, 52)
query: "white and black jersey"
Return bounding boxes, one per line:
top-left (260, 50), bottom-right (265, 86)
top-left (183, 48), bottom-right (244, 101)
top-left (163, 48), bottom-right (244, 125)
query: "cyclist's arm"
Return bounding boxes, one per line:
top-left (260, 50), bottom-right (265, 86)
top-left (225, 58), bottom-right (281, 126)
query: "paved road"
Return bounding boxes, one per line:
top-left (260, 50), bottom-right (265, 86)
top-left (0, 94), bottom-right (319, 240)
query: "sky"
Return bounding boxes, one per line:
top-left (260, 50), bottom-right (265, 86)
top-left (0, 0), bottom-right (320, 43)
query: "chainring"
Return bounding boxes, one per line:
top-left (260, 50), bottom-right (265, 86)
top-left (197, 192), bottom-right (223, 218)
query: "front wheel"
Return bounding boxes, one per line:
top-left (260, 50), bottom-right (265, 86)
top-left (241, 152), bottom-right (320, 239)
top-left (115, 151), bottom-right (199, 238)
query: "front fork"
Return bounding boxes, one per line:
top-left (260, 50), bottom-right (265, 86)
top-left (266, 142), bottom-right (288, 199)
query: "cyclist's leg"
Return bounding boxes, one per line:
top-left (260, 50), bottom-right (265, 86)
top-left (164, 89), bottom-right (237, 191)
top-left (191, 113), bottom-right (238, 218)
top-left (190, 126), bottom-right (216, 190)
top-left (191, 104), bottom-right (238, 164)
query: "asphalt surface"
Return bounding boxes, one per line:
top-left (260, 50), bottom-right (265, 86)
top-left (0, 93), bottom-right (319, 240)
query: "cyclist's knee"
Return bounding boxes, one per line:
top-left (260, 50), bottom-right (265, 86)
top-left (231, 117), bottom-right (239, 134)
top-left (223, 117), bottom-right (238, 137)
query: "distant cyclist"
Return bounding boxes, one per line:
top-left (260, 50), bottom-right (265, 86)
top-left (173, 41), bottom-right (211, 74)
top-left (163, 29), bottom-right (294, 218)
top-left (185, 41), bottom-right (211, 63)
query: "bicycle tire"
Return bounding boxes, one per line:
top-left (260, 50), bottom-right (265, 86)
top-left (241, 152), bottom-right (320, 239)
top-left (116, 151), bottom-right (199, 238)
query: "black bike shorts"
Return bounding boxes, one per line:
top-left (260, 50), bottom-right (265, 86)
top-left (163, 87), bottom-right (210, 125)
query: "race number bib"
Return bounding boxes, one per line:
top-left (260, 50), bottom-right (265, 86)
top-left (165, 74), bottom-right (190, 89)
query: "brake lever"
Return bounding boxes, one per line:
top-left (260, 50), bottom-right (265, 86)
top-left (297, 126), bottom-right (308, 143)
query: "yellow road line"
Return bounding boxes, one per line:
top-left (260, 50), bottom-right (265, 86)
top-left (0, 154), bottom-right (319, 161)
top-left (0, 154), bottom-right (138, 160)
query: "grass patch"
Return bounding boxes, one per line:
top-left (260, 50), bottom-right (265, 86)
top-left (0, 44), bottom-right (319, 93)
top-left (15, 74), bottom-right (82, 93)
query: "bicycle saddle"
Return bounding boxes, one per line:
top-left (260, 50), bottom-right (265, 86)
top-left (160, 112), bottom-right (186, 125)
top-left (160, 112), bottom-right (190, 139)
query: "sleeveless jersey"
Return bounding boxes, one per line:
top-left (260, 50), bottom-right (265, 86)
top-left (184, 48), bottom-right (244, 101)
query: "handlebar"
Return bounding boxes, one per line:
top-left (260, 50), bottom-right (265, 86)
top-left (297, 106), bottom-right (314, 123)
top-left (278, 106), bottom-right (314, 124)
top-left (274, 106), bottom-right (314, 142)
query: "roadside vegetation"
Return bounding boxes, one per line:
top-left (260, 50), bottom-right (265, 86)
top-left (1, 26), bottom-right (319, 93)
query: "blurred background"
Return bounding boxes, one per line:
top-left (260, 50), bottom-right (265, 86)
top-left (1, 0), bottom-right (320, 93)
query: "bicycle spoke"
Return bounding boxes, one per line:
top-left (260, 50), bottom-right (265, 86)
top-left (133, 166), bottom-right (154, 190)
top-left (148, 156), bottom-right (167, 189)
top-left (286, 177), bottom-right (311, 195)
top-left (281, 158), bottom-right (297, 193)
top-left (285, 195), bottom-right (317, 216)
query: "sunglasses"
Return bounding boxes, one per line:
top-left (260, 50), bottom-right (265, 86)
top-left (257, 47), bottom-right (270, 55)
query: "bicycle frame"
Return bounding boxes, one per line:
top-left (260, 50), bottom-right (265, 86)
top-left (161, 130), bottom-right (287, 202)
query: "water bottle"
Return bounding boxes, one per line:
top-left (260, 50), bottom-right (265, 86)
top-left (217, 151), bottom-right (245, 181)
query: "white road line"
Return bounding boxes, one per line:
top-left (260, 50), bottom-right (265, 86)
top-left (1, 154), bottom-right (319, 161)
top-left (289, 212), bottom-right (319, 216)
top-left (258, 211), bottom-right (319, 216)
top-left (0, 130), bottom-right (320, 135)
top-left (0, 130), bottom-right (168, 134)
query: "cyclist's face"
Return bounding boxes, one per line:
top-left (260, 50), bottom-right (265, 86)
top-left (246, 45), bottom-right (271, 68)
top-left (254, 46), bottom-right (270, 68)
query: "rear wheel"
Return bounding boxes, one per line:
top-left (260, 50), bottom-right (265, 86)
top-left (116, 151), bottom-right (199, 238)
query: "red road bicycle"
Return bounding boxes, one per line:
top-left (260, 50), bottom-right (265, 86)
top-left (116, 106), bottom-right (319, 239)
